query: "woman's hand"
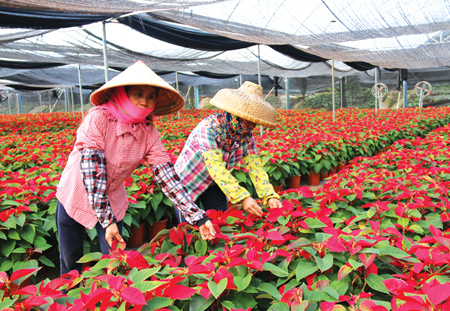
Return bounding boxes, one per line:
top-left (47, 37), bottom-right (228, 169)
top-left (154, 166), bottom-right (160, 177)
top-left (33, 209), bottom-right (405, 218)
top-left (199, 220), bottom-right (216, 241)
top-left (105, 223), bottom-right (124, 248)
top-left (242, 197), bottom-right (263, 217)
top-left (268, 198), bottom-right (283, 209)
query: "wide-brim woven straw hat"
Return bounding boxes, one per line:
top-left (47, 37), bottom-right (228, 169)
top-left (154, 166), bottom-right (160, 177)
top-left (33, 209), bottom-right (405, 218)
top-left (90, 61), bottom-right (184, 116)
top-left (210, 81), bottom-right (277, 128)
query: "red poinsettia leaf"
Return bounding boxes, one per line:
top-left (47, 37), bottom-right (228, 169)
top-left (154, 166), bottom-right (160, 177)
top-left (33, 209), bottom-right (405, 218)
top-left (48, 303), bottom-right (68, 311)
top-left (382, 278), bottom-right (409, 295)
top-left (120, 287), bottom-right (146, 305)
top-left (11, 268), bottom-right (39, 282)
top-left (108, 276), bottom-right (126, 290)
top-left (0, 271), bottom-right (8, 284)
top-left (326, 237), bottom-right (347, 252)
top-left (126, 251), bottom-right (150, 269)
top-left (359, 253), bottom-right (376, 270)
top-left (24, 296), bottom-right (49, 307)
top-left (14, 285), bottom-right (37, 296)
top-left (265, 231), bottom-right (285, 241)
top-left (186, 265), bottom-right (211, 274)
top-left (170, 230), bottom-right (183, 246)
top-left (427, 282), bottom-right (450, 305)
top-left (226, 257), bottom-right (247, 268)
top-left (338, 263), bottom-right (353, 281)
top-left (164, 284), bottom-right (197, 300)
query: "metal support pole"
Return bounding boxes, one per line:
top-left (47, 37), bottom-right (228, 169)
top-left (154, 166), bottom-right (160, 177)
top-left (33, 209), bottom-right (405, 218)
top-left (239, 74), bottom-right (243, 86)
top-left (78, 64), bottom-right (85, 119)
top-left (332, 60), bottom-right (335, 122)
top-left (39, 92), bottom-right (42, 113)
top-left (374, 68), bottom-right (378, 114)
top-left (257, 45), bottom-right (261, 86)
top-left (257, 45), bottom-right (263, 136)
top-left (17, 93), bottom-right (21, 114)
top-left (194, 85), bottom-right (199, 109)
top-left (7, 90), bottom-right (11, 115)
top-left (64, 88), bottom-right (69, 112)
top-left (285, 77), bottom-right (290, 109)
top-left (176, 71), bottom-right (180, 119)
top-left (102, 21), bottom-right (109, 82)
top-left (70, 86), bottom-right (75, 117)
top-left (403, 80), bottom-right (408, 108)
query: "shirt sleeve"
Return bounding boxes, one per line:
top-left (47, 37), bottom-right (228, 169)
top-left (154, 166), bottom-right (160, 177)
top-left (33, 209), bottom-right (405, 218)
top-left (144, 127), bottom-right (172, 166)
top-left (80, 148), bottom-right (117, 228)
top-left (242, 153), bottom-right (281, 205)
top-left (74, 109), bottom-right (107, 152)
top-left (202, 149), bottom-right (251, 204)
top-left (152, 162), bottom-right (209, 226)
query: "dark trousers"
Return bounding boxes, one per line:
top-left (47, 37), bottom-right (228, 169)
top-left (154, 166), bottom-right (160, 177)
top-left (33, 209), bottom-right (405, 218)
top-left (56, 200), bottom-right (123, 275)
top-left (176, 184), bottom-right (227, 224)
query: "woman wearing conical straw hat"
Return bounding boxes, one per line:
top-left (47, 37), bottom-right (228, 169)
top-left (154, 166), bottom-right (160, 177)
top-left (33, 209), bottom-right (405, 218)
top-left (174, 81), bottom-right (283, 225)
top-left (55, 61), bottom-right (215, 276)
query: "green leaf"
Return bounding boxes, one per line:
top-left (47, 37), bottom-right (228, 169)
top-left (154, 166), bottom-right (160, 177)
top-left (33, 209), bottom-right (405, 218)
top-left (195, 239), bottom-right (207, 256)
top-left (0, 231), bottom-right (6, 240)
top-left (208, 278), bottom-right (227, 299)
top-left (323, 287), bottom-right (340, 300)
top-left (142, 297), bottom-right (171, 311)
top-left (132, 281), bottom-right (165, 293)
top-left (409, 224), bottom-right (424, 234)
top-left (12, 214), bottom-right (26, 227)
top-left (309, 290), bottom-right (336, 302)
top-left (189, 294), bottom-right (215, 311)
top-left (38, 255), bottom-right (55, 267)
top-left (21, 224), bottom-right (35, 244)
top-left (234, 274), bottom-right (252, 292)
top-left (267, 302), bottom-right (290, 311)
top-left (397, 218), bottom-right (409, 228)
top-left (77, 252), bottom-right (103, 263)
top-left (90, 258), bottom-right (110, 270)
top-left (1, 200), bottom-right (21, 206)
top-left (0, 297), bottom-right (19, 310)
top-left (296, 261), bottom-right (319, 281)
top-left (1, 240), bottom-right (16, 257)
top-left (8, 230), bottom-right (20, 240)
top-left (378, 246), bottom-right (410, 258)
top-left (131, 266), bottom-right (161, 283)
top-left (329, 281), bottom-right (349, 296)
top-left (346, 194), bottom-right (357, 201)
top-left (86, 228), bottom-right (97, 241)
top-left (304, 218), bottom-right (327, 229)
top-left (288, 238), bottom-right (312, 249)
top-left (315, 253), bottom-right (333, 273)
top-left (257, 283), bottom-right (282, 300)
top-left (221, 301), bottom-right (235, 311)
top-left (12, 247), bottom-right (26, 253)
top-left (366, 274), bottom-right (389, 294)
top-left (263, 262), bottom-right (289, 277)
top-left (0, 259), bottom-right (13, 272)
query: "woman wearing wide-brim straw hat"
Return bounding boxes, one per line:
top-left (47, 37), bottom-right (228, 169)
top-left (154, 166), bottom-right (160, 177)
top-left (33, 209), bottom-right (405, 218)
top-left (174, 81), bottom-right (283, 225)
top-left (55, 61), bottom-right (215, 276)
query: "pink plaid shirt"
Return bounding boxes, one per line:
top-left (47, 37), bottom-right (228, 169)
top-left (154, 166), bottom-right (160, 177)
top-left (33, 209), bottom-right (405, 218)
top-left (56, 107), bottom-right (170, 229)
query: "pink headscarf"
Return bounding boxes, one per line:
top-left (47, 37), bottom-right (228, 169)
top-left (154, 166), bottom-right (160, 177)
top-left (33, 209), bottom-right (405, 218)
top-left (102, 86), bottom-right (154, 123)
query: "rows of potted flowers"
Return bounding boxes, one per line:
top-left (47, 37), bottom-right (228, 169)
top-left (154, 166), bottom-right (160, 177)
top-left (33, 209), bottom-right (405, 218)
top-left (2, 120), bottom-right (450, 309)
top-left (1, 107), bottom-right (450, 281)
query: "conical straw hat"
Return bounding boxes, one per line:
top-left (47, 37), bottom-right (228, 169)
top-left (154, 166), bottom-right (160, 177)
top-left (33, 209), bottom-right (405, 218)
top-left (90, 61), bottom-right (184, 116)
top-left (210, 81), bottom-right (277, 128)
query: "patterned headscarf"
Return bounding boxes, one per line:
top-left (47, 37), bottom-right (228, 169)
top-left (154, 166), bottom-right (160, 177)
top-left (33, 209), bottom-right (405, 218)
top-left (208, 111), bottom-right (253, 152)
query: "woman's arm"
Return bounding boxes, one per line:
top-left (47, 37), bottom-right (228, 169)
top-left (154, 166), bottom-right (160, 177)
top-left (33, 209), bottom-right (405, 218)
top-left (242, 153), bottom-right (282, 206)
top-left (152, 162), bottom-right (216, 240)
top-left (80, 148), bottom-right (124, 246)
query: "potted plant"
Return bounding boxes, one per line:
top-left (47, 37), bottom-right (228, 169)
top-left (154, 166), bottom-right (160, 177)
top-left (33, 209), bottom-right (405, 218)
top-left (141, 187), bottom-right (175, 241)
